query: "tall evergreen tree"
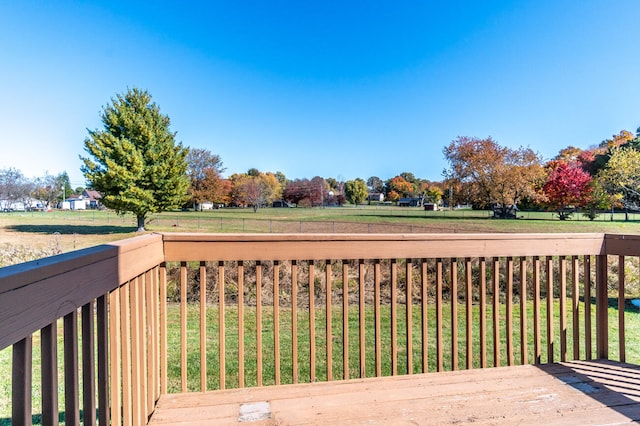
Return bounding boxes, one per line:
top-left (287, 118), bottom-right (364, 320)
top-left (81, 88), bottom-right (190, 231)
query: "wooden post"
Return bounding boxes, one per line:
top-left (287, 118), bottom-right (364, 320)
top-left (82, 301), bottom-right (96, 426)
top-left (41, 323), bottom-right (59, 426)
top-left (618, 256), bottom-right (626, 363)
top-left (12, 337), bottom-right (32, 425)
top-left (595, 255), bottom-right (609, 359)
top-left (309, 261), bottom-right (316, 382)
top-left (451, 258), bottom-right (458, 371)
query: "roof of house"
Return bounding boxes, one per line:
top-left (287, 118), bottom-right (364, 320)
top-left (83, 190), bottom-right (102, 201)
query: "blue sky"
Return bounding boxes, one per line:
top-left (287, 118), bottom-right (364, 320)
top-left (1, 1), bottom-right (639, 187)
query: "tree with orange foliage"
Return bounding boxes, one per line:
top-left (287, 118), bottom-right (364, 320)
top-left (386, 175), bottom-right (415, 199)
top-left (230, 170), bottom-right (282, 212)
top-left (189, 168), bottom-right (230, 209)
top-left (443, 136), bottom-right (544, 217)
top-left (186, 148), bottom-right (227, 210)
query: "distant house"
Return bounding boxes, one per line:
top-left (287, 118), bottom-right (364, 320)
top-left (397, 197), bottom-right (423, 207)
top-left (1, 197), bottom-right (45, 212)
top-left (64, 197), bottom-right (88, 210)
top-left (367, 193), bottom-right (385, 203)
top-left (423, 203), bottom-right (438, 211)
top-left (197, 201), bottom-right (215, 210)
top-left (272, 200), bottom-right (292, 208)
top-left (82, 190), bottom-right (103, 209)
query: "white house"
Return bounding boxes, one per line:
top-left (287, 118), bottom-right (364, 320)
top-left (62, 197), bottom-right (88, 210)
top-left (367, 192), bottom-right (385, 202)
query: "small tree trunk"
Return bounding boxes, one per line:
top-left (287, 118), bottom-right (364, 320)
top-left (136, 215), bottom-right (146, 232)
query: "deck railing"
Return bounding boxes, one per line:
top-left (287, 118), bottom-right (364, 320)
top-left (1, 232), bottom-right (639, 425)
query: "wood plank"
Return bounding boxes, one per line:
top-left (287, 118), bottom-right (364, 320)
top-left (273, 261), bottom-right (280, 385)
top-left (81, 301), bottom-right (96, 426)
top-left (325, 259), bottom-right (332, 381)
top-left (161, 233), bottom-right (606, 262)
top-left (199, 262), bottom-right (207, 392)
top-left (12, 337), bottom-right (32, 424)
top-left (520, 258), bottom-right (528, 365)
top-left (585, 255), bottom-right (592, 360)
top-left (406, 259), bottom-right (413, 374)
top-left (149, 360), bottom-right (640, 425)
top-left (96, 294), bottom-right (109, 425)
top-left (618, 255), bottom-right (626, 363)
top-left (596, 255), bottom-right (609, 359)
top-left (130, 277), bottom-right (144, 425)
top-left (506, 257), bottom-right (513, 366)
top-left (159, 263), bottom-right (168, 395)
top-left (238, 261), bottom-right (246, 387)
top-left (256, 261), bottom-right (263, 386)
top-left (64, 310), bottom-right (80, 426)
top-left (120, 281), bottom-right (132, 426)
top-left (308, 261), bottom-right (316, 382)
top-left (572, 256), bottom-right (580, 360)
top-left (450, 258), bottom-right (457, 371)
top-left (374, 259), bottom-right (381, 377)
top-left (219, 261), bottom-right (226, 389)
top-left (179, 262), bottom-right (187, 392)
top-left (560, 256), bottom-right (567, 362)
top-left (109, 288), bottom-right (122, 426)
top-left (342, 260), bottom-right (349, 379)
top-left (391, 259), bottom-right (397, 375)
top-left (41, 323), bottom-right (58, 426)
top-left (546, 257), bottom-right (554, 363)
top-left (359, 259), bottom-right (366, 378)
top-left (436, 258), bottom-right (443, 372)
top-left (291, 261), bottom-right (298, 384)
top-left (465, 258), bottom-right (472, 370)
top-left (492, 257), bottom-right (500, 367)
top-left (479, 257), bottom-right (486, 368)
top-left (421, 259), bottom-right (428, 373)
top-left (534, 256), bottom-right (541, 364)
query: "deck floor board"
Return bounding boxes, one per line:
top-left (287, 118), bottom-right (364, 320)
top-left (149, 360), bottom-right (640, 425)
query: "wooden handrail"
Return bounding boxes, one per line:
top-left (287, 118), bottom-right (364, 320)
top-left (0, 233), bottom-right (163, 425)
top-left (161, 232), bottom-right (607, 261)
top-left (1, 232), bottom-right (639, 425)
top-left (0, 234), bottom-right (163, 350)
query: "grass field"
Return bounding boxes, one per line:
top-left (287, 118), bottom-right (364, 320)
top-left (1, 206), bottom-right (639, 261)
top-left (165, 301), bottom-right (640, 392)
top-left (1, 300), bottom-right (638, 423)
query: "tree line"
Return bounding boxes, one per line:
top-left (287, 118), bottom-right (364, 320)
top-left (0, 169), bottom-right (74, 212)
top-left (442, 131), bottom-right (640, 220)
top-left (3, 88), bottom-right (639, 230)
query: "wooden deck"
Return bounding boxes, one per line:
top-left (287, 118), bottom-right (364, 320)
top-left (149, 360), bottom-right (640, 425)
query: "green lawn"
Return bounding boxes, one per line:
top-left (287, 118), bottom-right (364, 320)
top-left (1, 299), bottom-right (638, 422)
top-left (1, 206), bottom-right (639, 250)
top-left (164, 300), bottom-right (640, 392)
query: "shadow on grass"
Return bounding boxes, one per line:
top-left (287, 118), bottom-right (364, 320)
top-left (7, 224), bottom-right (136, 235)
top-left (0, 409), bottom-right (96, 425)
top-left (580, 296), bottom-right (640, 314)
top-left (608, 297), bottom-right (640, 313)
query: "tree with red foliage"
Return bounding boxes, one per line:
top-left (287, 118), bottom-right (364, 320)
top-left (543, 161), bottom-right (593, 220)
top-left (282, 177), bottom-right (329, 207)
